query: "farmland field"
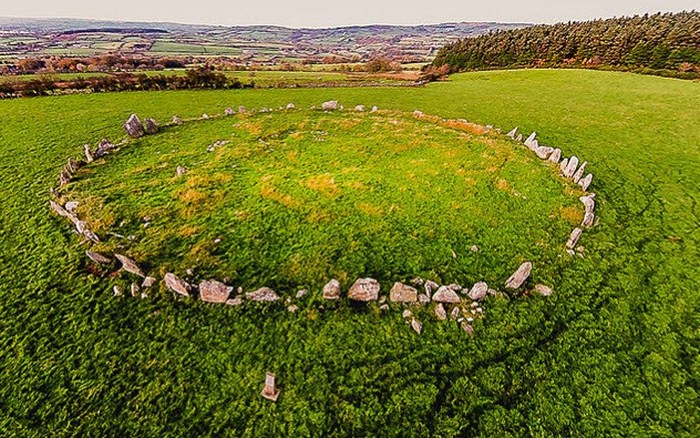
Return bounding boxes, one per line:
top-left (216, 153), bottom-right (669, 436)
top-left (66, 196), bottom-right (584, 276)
top-left (0, 69), bottom-right (698, 435)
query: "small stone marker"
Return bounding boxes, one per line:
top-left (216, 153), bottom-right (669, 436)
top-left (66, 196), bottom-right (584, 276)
top-left (516, 133), bottom-right (523, 142)
top-left (261, 372), bottom-right (280, 402)
top-left (411, 318), bottom-right (422, 335)
top-left (461, 322), bottom-right (475, 336)
top-left (582, 212), bottom-right (595, 228)
top-left (322, 279), bottom-right (341, 300)
top-left (505, 262), bottom-right (532, 289)
top-left (176, 166), bottom-right (186, 177)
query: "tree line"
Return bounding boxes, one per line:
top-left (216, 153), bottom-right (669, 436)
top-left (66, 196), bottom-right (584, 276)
top-left (430, 11), bottom-right (700, 79)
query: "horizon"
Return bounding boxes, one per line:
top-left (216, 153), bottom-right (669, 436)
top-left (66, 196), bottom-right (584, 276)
top-left (0, 0), bottom-right (696, 28)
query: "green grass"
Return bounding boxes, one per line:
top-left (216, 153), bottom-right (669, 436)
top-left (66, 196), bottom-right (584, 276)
top-left (60, 110), bottom-right (580, 293)
top-left (0, 69), bottom-right (698, 435)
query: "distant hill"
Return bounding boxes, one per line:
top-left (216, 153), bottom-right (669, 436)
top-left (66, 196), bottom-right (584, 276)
top-left (0, 17), bottom-right (528, 63)
top-left (432, 11), bottom-right (700, 78)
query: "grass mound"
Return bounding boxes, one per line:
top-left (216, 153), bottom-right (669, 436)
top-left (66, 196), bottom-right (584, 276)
top-left (61, 110), bottom-right (581, 292)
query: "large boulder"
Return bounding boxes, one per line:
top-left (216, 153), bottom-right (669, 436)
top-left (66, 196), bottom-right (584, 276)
top-left (432, 286), bottom-right (461, 303)
top-left (505, 262), bottom-right (532, 289)
top-left (348, 278), bottom-right (380, 301)
top-left (199, 280), bottom-right (232, 303)
top-left (114, 254), bottom-right (144, 277)
top-left (123, 114), bottom-right (145, 138)
top-left (164, 272), bottom-right (191, 296)
top-left (322, 279), bottom-right (341, 300)
top-left (468, 282), bottom-right (488, 300)
top-left (389, 282), bottom-right (418, 303)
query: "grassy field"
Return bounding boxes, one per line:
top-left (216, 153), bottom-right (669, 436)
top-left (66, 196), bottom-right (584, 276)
top-left (0, 69), bottom-right (698, 435)
top-left (60, 110), bottom-right (580, 295)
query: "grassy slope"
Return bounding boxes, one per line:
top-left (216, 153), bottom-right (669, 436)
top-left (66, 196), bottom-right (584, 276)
top-left (0, 69), bottom-right (698, 436)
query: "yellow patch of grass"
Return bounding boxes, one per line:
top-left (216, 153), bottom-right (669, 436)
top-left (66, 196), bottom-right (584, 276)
top-left (560, 205), bottom-right (583, 224)
top-left (356, 202), bottom-right (383, 216)
top-left (307, 209), bottom-right (330, 223)
top-left (496, 178), bottom-right (510, 191)
top-left (260, 183), bottom-right (299, 207)
top-left (178, 188), bottom-right (207, 204)
top-left (306, 173), bottom-right (340, 196)
top-left (344, 180), bottom-right (366, 190)
top-left (179, 224), bottom-right (200, 237)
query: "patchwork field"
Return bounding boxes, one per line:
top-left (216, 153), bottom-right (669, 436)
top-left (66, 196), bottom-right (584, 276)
top-left (0, 69), bottom-right (698, 435)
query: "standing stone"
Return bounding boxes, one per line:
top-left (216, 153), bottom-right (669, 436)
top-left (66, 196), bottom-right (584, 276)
top-left (49, 200), bottom-right (78, 224)
top-left (199, 280), bottom-right (232, 303)
top-left (505, 262), bottom-right (532, 289)
top-left (548, 148), bottom-right (561, 163)
top-left (59, 170), bottom-right (71, 186)
top-left (506, 127), bottom-right (518, 138)
top-left (172, 115), bottom-right (183, 125)
top-left (354, 105), bottom-right (365, 112)
top-left (144, 118), bottom-right (158, 135)
top-left (389, 282), bottom-right (418, 303)
top-left (65, 201), bottom-right (79, 213)
top-left (418, 294), bottom-right (431, 304)
top-left (246, 287), bottom-right (280, 302)
top-left (410, 318), bottom-right (422, 335)
top-left (434, 303), bottom-right (447, 320)
top-left (560, 158), bottom-right (569, 173)
top-left (238, 105), bottom-right (246, 114)
top-left (370, 106), bottom-right (379, 113)
top-left (113, 285), bottom-right (123, 297)
top-left (432, 286), bottom-right (461, 303)
top-left (322, 279), bottom-right (341, 300)
top-left (582, 212), bottom-right (595, 228)
top-left (164, 272), bottom-right (191, 296)
top-left (468, 282), bottom-right (488, 301)
top-left (516, 133), bottom-right (523, 142)
top-left (572, 161), bottom-right (587, 184)
top-left (424, 280), bottom-right (439, 295)
top-left (176, 166), bottom-right (187, 177)
top-left (348, 278), bottom-right (380, 301)
top-left (286, 103), bottom-right (295, 110)
top-left (84, 144), bottom-right (94, 163)
top-left (114, 254), bottom-right (144, 277)
top-left (579, 174), bottom-right (593, 191)
top-left (566, 228), bottom-right (583, 249)
top-left (580, 194), bottom-right (596, 215)
top-left (450, 307), bottom-right (460, 320)
top-left (224, 107), bottom-right (235, 116)
top-left (123, 114), bottom-right (145, 138)
top-left (524, 132), bottom-right (536, 147)
top-left (534, 284), bottom-right (553, 296)
top-left (564, 156), bottom-right (579, 179)
top-left (321, 100), bottom-right (339, 111)
top-left (86, 251), bottom-right (111, 265)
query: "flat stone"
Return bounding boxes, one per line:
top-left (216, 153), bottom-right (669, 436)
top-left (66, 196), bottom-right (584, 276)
top-left (114, 254), bottom-right (144, 277)
top-left (164, 272), bottom-right (190, 296)
top-left (505, 262), bottom-right (532, 289)
top-left (49, 200), bottom-right (78, 224)
top-left (296, 289), bottom-right (308, 299)
top-left (535, 146), bottom-right (554, 159)
top-left (287, 304), bottom-right (299, 313)
top-left (86, 251), bottom-right (111, 264)
top-left (432, 286), bottom-right (461, 303)
top-left (226, 296), bottom-right (244, 306)
top-left (579, 174), bottom-right (593, 191)
top-left (413, 110), bottom-right (424, 117)
top-left (390, 282), bottom-right (418, 302)
top-left (534, 284), bottom-right (553, 296)
top-left (470, 245), bottom-right (480, 253)
top-left (176, 166), bottom-right (186, 177)
top-left (123, 114), bottom-right (145, 138)
top-left (548, 148), bottom-right (561, 163)
top-left (402, 309), bottom-right (413, 318)
top-left (468, 282), bottom-right (488, 300)
top-left (246, 287), bottom-right (280, 302)
top-left (418, 294), bottom-right (431, 304)
top-left (199, 280), bottom-right (232, 303)
top-left (348, 278), bottom-right (380, 301)
top-left (434, 303), bottom-right (447, 320)
top-left (461, 322), bottom-right (475, 336)
top-left (322, 279), bottom-right (341, 300)
top-left (379, 303), bottom-right (389, 311)
top-left (410, 318), bottom-right (422, 335)
top-left (566, 228), bottom-right (583, 249)
top-left (142, 276), bottom-right (156, 288)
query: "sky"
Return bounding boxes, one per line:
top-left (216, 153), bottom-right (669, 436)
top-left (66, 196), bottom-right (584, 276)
top-left (0, 0), bottom-right (697, 28)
